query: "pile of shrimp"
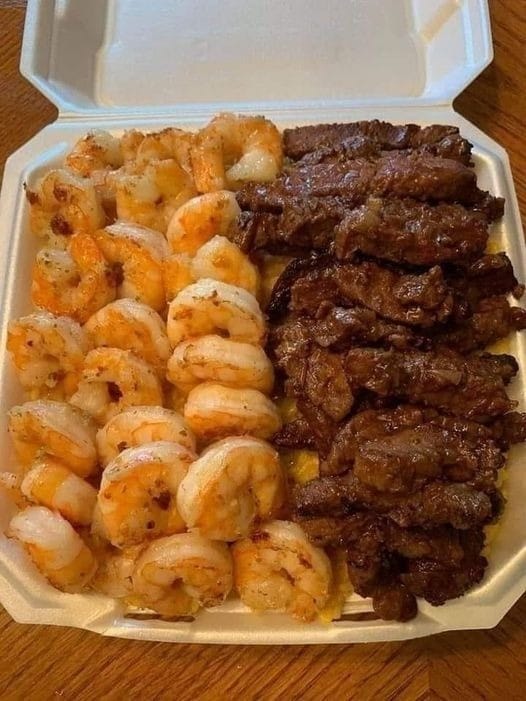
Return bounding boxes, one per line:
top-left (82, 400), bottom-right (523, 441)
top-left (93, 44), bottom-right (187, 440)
top-left (1, 115), bottom-right (341, 624)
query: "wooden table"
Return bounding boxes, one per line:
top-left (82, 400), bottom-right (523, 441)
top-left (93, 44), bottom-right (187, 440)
top-left (1, 2), bottom-right (525, 699)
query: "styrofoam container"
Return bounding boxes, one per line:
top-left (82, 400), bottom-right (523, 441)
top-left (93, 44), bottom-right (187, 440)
top-left (0, 0), bottom-right (525, 644)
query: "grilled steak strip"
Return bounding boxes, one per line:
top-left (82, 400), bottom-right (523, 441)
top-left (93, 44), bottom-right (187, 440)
top-left (433, 296), bottom-right (526, 353)
top-left (283, 121), bottom-right (466, 160)
top-left (344, 348), bottom-right (516, 421)
top-left (237, 154), bottom-right (483, 211)
top-left (334, 197), bottom-right (489, 265)
top-left (296, 133), bottom-right (473, 167)
top-left (289, 261), bottom-right (453, 327)
top-left (236, 195), bottom-right (491, 266)
top-left (292, 475), bottom-right (494, 530)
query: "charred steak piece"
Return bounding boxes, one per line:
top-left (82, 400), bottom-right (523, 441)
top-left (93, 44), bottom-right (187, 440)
top-left (490, 411), bottom-right (526, 448)
top-left (334, 197), bottom-right (489, 265)
top-left (296, 133), bottom-right (473, 167)
top-left (237, 154), bottom-right (481, 211)
top-left (233, 198), bottom-right (345, 253)
top-left (299, 514), bottom-right (465, 562)
top-left (269, 253), bottom-right (520, 322)
top-left (344, 348), bottom-right (517, 421)
top-left (237, 194), bottom-right (491, 267)
top-left (271, 308), bottom-right (421, 364)
top-left (282, 121), bottom-right (465, 160)
top-left (297, 511), bottom-right (486, 619)
top-left (315, 405), bottom-right (503, 490)
top-left (290, 260), bottom-right (454, 327)
top-left (400, 528), bottom-right (487, 606)
top-left (321, 406), bottom-right (427, 475)
top-left (353, 424), bottom-right (503, 493)
top-left (448, 252), bottom-right (524, 303)
top-left (432, 296), bottom-right (526, 353)
top-left (266, 254), bottom-right (337, 319)
top-left (273, 417), bottom-right (318, 451)
top-left (292, 475), bottom-right (494, 530)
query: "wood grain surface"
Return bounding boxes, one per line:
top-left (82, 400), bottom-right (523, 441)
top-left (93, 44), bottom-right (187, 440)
top-left (1, 2), bottom-right (525, 699)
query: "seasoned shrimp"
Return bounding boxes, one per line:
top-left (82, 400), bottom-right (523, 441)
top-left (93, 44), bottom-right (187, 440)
top-left (96, 406), bottom-right (195, 466)
top-left (163, 254), bottom-right (195, 301)
top-left (163, 238), bottom-right (259, 300)
top-left (7, 400), bottom-right (98, 477)
top-left (131, 532), bottom-right (233, 615)
top-left (93, 222), bottom-right (168, 312)
top-left (70, 348), bottom-right (163, 425)
top-left (166, 191), bottom-right (240, 255)
top-left (184, 382), bottom-right (282, 443)
top-left (232, 520), bottom-right (332, 621)
top-left (91, 544), bottom-right (143, 598)
top-left (97, 441), bottom-right (195, 547)
top-left (7, 311), bottom-right (92, 400)
top-left (21, 457), bottom-right (97, 526)
top-left (85, 299), bottom-right (170, 375)
top-left (167, 335), bottom-right (274, 394)
top-left (167, 278), bottom-right (265, 347)
top-left (113, 159), bottom-right (196, 233)
top-left (192, 113), bottom-right (282, 192)
top-left (25, 169), bottom-right (105, 245)
top-left (177, 437), bottom-right (285, 541)
top-left (32, 232), bottom-right (117, 323)
top-left (192, 236), bottom-right (260, 297)
top-left (8, 506), bottom-right (97, 592)
top-left (120, 130), bottom-right (147, 163)
top-left (65, 130), bottom-right (123, 177)
top-left (132, 127), bottom-right (195, 175)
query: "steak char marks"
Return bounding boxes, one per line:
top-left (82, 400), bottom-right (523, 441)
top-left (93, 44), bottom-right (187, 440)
top-left (238, 119), bottom-right (524, 622)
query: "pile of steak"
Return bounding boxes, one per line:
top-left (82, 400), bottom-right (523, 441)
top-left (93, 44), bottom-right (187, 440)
top-left (235, 120), bottom-right (526, 622)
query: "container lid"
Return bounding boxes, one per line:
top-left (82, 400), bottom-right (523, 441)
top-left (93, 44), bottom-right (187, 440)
top-left (22, 0), bottom-right (492, 116)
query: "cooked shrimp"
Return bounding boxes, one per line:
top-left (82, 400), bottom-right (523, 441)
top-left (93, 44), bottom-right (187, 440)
top-left (96, 406), bottom-right (195, 466)
top-left (92, 222), bottom-right (168, 312)
top-left (97, 441), bottom-right (195, 548)
top-left (7, 400), bottom-right (97, 477)
top-left (232, 520), bottom-right (332, 621)
top-left (21, 457), bottom-right (97, 526)
top-left (65, 130), bottom-right (123, 177)
top-left (166, 191), bottom-right (240, 255)
top-left (177, 437), bottom-right (285, 541)
top-left (167, 278), bottom-right (265, 347)
top-left (192, 113), bottom-right (282, 192)
top-left (84, 299), bottom-right (170, 375)
top-left (192, 236), bottom-right (260, 297)
top-left (8, 506), bottom-right (97, 592)
top-left (70, 348), bottom-right (163, 425)
top-left (25, 169), bottom-right (105, 245)
top-left (184, 382), bottom-right (282, 443)
top-left (167, 335), bottom-right (274, 394)
top-left (32, 232), bottom-right (117, 323)
top-left (120, 130), bottom-right (147, 163)
top-left (163, 253), bottom-right (195, 301)
top-left (91, 544), bottom-right (143, 598)
top-left (163, 237), bottom-right (259, 301)
top-left (113, 159), bottom-right (196, 233)
top-left (131, 532), bottom-right (233, 615)
top-left (7, 311), bottom-right (92, 400)
top-left (133, 127), bottom-right (195, 175)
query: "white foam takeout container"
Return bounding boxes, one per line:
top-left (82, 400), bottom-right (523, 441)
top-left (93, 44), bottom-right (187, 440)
top-left (0, 0), bottom-right (525, 644)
